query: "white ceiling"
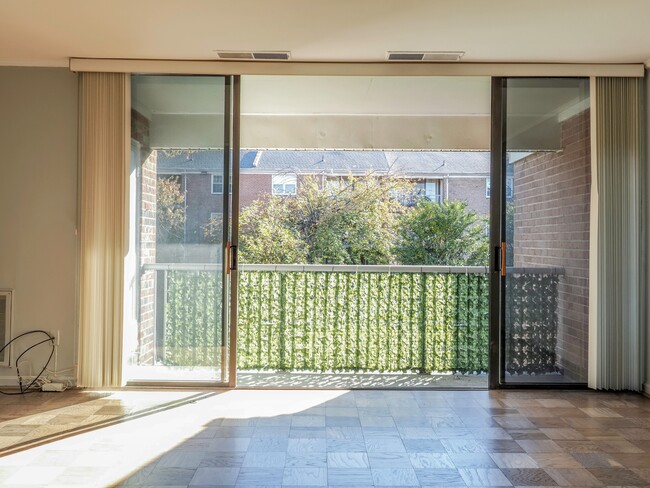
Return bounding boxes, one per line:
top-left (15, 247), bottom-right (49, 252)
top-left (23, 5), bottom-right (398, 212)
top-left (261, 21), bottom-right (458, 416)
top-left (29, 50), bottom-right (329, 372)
top-left (0, 0), bottom-right (649, 67)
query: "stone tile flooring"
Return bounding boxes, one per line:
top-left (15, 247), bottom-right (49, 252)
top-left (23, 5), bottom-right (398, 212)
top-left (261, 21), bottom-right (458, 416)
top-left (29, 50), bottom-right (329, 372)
top-left (0, 388), bottom-right (649, 487)
top-left (0, 390), bottom-right (209, 455)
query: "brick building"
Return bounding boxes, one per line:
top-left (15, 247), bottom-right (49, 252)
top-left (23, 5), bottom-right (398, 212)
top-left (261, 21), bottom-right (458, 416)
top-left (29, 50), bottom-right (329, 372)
top-left (155, 149), bottom-right (491, 262)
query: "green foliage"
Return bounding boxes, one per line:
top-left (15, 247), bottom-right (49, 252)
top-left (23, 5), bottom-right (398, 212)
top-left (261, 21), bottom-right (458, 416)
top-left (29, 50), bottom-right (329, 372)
top-left (293, 176), bottom-right (410, 264)
top-left (238, 197), bottom-right (308, 263)
top-left (239, 175), bottom-right (412, 264)
top-left (163, 270), bottom-right (222, 366)
top-left (156, 176), bottom-right (186, 243)
top-left (164, 269), bottom-right (491, 373)
top-left (395, 200), bottom-right (489, 266)
top-left (240, 176), bottom-right (491, 266)
top-left (162, 269), bottom-right (559, 375)
top-left (202, 213), bottom-right (223, 244)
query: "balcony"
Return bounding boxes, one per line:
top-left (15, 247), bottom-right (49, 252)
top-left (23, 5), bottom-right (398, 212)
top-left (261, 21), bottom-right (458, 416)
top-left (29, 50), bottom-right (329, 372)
top-left (139, 264), bottom-right (563, 387)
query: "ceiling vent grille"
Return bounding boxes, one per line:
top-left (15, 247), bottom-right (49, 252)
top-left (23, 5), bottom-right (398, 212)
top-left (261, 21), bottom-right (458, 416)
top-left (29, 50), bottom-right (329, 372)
top-left (387, 51), bottom-right (465, 62)
top-left (215, 51), bottom-right (290, 61)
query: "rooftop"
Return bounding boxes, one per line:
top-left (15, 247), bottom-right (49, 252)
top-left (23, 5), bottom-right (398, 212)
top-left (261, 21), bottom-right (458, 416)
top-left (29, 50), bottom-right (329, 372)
top-left (157, 150), bottom-right (491, 176)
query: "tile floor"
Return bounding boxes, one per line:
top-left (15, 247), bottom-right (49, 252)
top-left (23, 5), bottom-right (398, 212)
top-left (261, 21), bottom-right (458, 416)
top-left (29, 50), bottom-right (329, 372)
top-left (0, 388), bottom-right (649, 487)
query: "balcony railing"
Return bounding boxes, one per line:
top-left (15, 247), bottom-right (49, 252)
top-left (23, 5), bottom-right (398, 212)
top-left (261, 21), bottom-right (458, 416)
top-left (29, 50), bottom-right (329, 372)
top-left (143, 264), bottom-right (562, 375)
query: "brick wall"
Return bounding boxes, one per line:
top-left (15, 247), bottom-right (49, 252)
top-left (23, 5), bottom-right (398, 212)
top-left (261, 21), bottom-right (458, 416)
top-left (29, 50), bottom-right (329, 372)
top-left (184, 173), bottom-right (224, 243)
top-left (447, 177), bottom-right (489, 217)
top-left (240, 173), bottom-right (273, 208)
top-left (131, 110), bottom-right (157, 366)
top-left (512, 109), bottom-right (590, 382)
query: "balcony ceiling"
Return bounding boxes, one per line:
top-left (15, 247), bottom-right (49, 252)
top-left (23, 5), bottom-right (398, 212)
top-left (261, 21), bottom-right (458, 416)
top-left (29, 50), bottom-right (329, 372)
top-left (0, 0), bottom-right (649, 67)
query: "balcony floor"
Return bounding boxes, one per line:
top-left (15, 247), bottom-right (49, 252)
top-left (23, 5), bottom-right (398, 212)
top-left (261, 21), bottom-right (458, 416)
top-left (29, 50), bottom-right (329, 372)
top-left (238, 372), bottom-right (488, 389)
top-left (124, 367), bottom-right (580, 389)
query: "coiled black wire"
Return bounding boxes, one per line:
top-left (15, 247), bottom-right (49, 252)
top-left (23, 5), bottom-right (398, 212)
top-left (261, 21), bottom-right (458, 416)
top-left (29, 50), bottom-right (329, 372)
top-left (0, 330), bottom-right (55, 395)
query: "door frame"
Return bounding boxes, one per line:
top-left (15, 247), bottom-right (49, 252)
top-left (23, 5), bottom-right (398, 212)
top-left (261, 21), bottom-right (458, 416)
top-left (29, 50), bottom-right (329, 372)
top-left (488, 77), bottom-right (590, 389)
top-left (125, 74), bottom-right (241, 388)
top-left (228, 76), bottom-right (241, 388)
top-left (488, 77), bottom-right (506, 389)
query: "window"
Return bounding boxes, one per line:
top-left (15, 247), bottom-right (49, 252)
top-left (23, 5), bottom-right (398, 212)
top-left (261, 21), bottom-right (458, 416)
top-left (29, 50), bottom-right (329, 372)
top-left (210, 212), bottom-right (222, 221)
top-left (399, 179), bottom-right (442, 206)
top-left (211, 174), bottom-right (223, 194)
top-left (486, 177), bottom-right (513, 199)
top-left (272, 174), bottom-right (297, 196)
top-left (325, 176), bottom-right (348, 193)
top-left (417, 179), bottom-right (442, 203)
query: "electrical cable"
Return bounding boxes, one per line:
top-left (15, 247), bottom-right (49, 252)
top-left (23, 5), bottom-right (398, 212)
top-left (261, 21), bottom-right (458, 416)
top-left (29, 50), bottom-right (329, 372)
top-left (0, 330), bottom-right (55, 395)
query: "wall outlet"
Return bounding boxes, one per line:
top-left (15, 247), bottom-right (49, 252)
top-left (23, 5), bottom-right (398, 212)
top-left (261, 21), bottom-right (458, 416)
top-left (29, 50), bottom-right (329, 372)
top-left (42, 382), bottom-right (65, 392)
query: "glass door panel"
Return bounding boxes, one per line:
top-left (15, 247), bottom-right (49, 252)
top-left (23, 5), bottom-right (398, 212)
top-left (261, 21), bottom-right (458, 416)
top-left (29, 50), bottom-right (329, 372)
top-left (124, 75), bottom-right (235, 384)
top-left (498, 78), bottom-right (590, 385)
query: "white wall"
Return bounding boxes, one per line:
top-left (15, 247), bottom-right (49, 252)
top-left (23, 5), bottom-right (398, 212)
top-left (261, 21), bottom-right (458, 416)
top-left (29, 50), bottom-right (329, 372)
top-left (0, 67), bottom-right (78, 386)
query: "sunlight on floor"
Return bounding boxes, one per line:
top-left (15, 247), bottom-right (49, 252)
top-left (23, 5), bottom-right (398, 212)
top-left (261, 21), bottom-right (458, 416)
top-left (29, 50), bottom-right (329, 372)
top-left (0, 389), bottom-right (348, 487)
top-left (0, 389), bottom-right (648, 487)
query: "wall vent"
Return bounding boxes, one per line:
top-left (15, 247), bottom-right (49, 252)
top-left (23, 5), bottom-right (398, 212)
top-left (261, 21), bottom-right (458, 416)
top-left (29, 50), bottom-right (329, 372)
top-left (387, 51), bottom-right (465, 62)
top-left (215, 51), bottom-right (291, 61)
top-left (0, 290), bottom-right (12, 366)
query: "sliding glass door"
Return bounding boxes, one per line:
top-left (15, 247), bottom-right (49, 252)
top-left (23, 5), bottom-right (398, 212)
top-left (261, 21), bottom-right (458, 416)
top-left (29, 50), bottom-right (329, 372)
top-left (491, 78), bottom-right (590, 386)
top-left (124, 75), bottom-right (238, 385)
top-left (122, 72), bottom-right (591, 389)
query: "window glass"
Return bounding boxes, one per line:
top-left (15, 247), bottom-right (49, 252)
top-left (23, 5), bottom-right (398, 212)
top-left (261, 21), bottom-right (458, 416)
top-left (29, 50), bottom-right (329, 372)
top-left (272, 174), bottom-right (297, 195)
top-left (212, 174), bottom-right (224, 194)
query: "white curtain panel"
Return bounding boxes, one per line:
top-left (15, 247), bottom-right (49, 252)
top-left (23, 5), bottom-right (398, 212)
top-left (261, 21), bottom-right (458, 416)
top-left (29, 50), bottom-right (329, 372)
top-left (78, 72), bottom-right (130, 387)
top-left (594, 77), bottom-right (645, 391)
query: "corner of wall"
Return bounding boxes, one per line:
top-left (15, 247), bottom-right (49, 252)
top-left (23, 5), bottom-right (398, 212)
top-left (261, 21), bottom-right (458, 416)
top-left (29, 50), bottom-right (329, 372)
top-left (645, 69), bottom-right (650, 394)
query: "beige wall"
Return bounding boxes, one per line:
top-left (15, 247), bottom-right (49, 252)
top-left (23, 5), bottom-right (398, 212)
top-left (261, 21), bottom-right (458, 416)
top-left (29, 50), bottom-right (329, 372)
top-left (0, 67), bottom-right (78, 385)
top-left (646, 69), bottom-right (650, 396)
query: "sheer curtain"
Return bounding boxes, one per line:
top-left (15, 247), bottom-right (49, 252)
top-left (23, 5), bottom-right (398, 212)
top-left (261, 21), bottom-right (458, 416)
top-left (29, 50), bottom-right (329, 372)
top-left (592, 77), bottom-right (645, 391)
top-left (77, 72), bottom-right (130, 387)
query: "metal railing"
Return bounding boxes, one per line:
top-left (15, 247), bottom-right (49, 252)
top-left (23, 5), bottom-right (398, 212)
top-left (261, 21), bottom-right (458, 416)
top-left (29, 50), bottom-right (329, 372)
top-left (142, 264), bottom-right (562, 375)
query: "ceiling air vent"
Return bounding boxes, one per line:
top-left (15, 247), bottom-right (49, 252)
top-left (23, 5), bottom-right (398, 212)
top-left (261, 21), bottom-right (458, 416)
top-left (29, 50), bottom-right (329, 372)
top-left (215, 51), bottom-right (290, 61)
top-left (387, 51), bottom-right (465, 62)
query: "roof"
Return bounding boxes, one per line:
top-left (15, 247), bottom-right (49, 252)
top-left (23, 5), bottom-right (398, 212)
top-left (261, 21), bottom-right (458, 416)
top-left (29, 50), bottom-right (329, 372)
top-left (157, 150), bottom-right (490, 176)
top-left (157, 150), bottom-right (257, 173)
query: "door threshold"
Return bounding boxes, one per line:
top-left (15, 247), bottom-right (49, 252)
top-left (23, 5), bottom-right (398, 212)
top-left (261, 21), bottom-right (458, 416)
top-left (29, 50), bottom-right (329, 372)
top-left (126, 380), bottom-right (233, 388)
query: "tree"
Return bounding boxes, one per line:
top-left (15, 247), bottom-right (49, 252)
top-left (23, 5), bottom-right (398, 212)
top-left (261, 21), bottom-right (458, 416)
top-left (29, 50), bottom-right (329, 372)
top-left (395, 200), bottom-right (489, 266)
top-left (292, 175), bottom-right (411, 264)
top-left (157, 176), bottom-right (186, 243)
top-left (238, 174), bottom-right (413, 265)
top-left (236, 197), bottom-right (307, 264)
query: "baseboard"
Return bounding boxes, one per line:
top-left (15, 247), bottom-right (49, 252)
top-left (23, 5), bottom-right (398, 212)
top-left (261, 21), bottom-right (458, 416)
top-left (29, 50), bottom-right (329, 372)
top-left (644, 382), bottom-right (650, 398)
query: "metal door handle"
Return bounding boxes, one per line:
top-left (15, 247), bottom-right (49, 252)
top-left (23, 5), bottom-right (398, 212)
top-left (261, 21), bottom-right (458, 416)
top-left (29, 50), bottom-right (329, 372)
top-left (230, 245), bottom-right (238, 272)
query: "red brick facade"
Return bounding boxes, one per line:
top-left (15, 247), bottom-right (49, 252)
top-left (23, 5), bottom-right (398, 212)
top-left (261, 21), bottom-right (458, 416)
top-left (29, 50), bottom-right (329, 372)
top-left (132, 110), bottom-right (157, 366)
top-left (512, 109), bottom-right (591, 382)
top-left (240, 173), bottom-right (273, 209)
